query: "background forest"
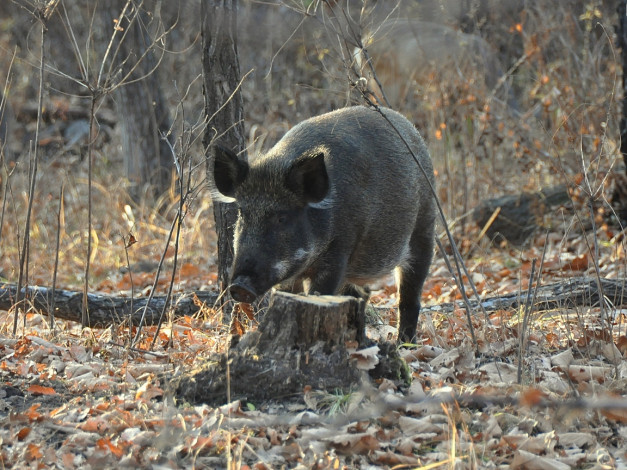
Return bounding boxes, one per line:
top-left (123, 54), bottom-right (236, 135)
top-left (0, 0), bottom-right (626, 468)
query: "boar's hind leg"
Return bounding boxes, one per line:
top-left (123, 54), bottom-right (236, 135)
top-left (398, 226), bottom-right (435, 343)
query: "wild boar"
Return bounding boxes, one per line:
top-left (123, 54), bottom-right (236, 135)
top-left (210, 106), bottom-right (436, 342)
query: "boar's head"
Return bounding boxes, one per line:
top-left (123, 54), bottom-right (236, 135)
top-left (211, 145), bottom-right (331, 303)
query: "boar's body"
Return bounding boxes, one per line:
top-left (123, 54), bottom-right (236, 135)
top-left (212, 106), bottom-right (436, 342)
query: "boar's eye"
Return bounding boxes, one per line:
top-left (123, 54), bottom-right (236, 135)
top-left (273, 212), bottom-right (289, 224)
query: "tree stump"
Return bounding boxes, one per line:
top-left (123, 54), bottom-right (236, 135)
top-left (237, 291), bottom-right (366, 351)
top-left (175, 292), bottom-right (370, 405)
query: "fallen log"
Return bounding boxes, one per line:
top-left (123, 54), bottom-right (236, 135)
top-left (0, 283), bottom-right (219, 328)
top-left (422, 277), bottom-right (626, 316)
top-left (472, 185), bottom-right (570, 246)
top-left (0, 277), bottom-right (624, 328)
top-left (18, 102), bottom-right (117, 127)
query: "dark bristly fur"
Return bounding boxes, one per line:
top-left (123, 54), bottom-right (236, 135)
top-left (211, 106), bottom-right (436, 342)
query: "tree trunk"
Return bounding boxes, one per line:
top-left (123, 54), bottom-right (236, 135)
top-left (616, 1), bottom-right (627, 226)
top-left (201, 0), bottom-right (246, 294)
top-left (103, 0), bottom-right (173, 197)
top-left (619, 1), bottom-right (627, 171)
top-left (0, 88), bottom-right (14, 162)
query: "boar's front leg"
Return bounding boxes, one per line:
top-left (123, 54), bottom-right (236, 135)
top-left (340, 283), bottom-right (371, 302)
top-left (306, 253), bottom-right (350, 296)
top-left (276, 278), bottom-right (305, 295)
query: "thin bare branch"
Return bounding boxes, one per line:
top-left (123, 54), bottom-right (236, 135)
top-left (13, 11), bottom-right (47, 336)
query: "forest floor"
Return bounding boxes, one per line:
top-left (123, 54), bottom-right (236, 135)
top-left (1, 214), bottom-right (626, 468)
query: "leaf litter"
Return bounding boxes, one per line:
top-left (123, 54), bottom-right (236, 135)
top-left (1, 225), bottom-right (626, 469)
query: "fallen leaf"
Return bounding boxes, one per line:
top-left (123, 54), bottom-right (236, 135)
top-left (601, 407), bottom-right (627, 423)
top-left (27, 384), bottom-right (57, 396)
top-left (372, 449), bottom-right (420, 466)
top-left (326, 431), bottom-right (380, 455)
top-left (135, 381), bottom-right (164, 401)
top-left (517, 431), bottom-right (557, 453)
top-left (404, 345), bottom-right (444, 362)
top-left (550, 349), bottom-right (574, 370)
top-left (563, 253), bottom-right (588, 271)
top-left (80, 416), bottom-right (110, 433)
top-left (557, 432), bottom-right (594, 448)
top-left (350, 345), bottom-right (379, 370)
top-left (568, 364), bottom-right (612, 383)
top-left (180, 262), bottom-right (201, 277)
top-left (16, 427), bottom-right (31, 440)
top-left (478, 362), bottom-right (518, 383)
top-left (23, 404), bottom-right (42, 422)
top-left (97, 437), bottom-right (124, 458)
top-left (510, 449), bottom-right (570, 470)
top-left (430, 347), bottom-right (461, 368)
top-left (600, 341), bottom-right (622, 365)
top-left (399, 415), bottom-right (447, 435)
top-left (26, 443), bottom-right (43, 461)
top-left (61, 452), bottom-right (75, 468)
top-left (520, 387), bottom-right (545, 407)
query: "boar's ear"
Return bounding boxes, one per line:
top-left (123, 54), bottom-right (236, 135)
top-left (286, 151), bottom-right (329, 204)
top-left (212, 145), bottom-right (248, 198)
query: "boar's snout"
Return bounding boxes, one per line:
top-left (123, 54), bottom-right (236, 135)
top-left (229, 277), bottom-right (258, 304)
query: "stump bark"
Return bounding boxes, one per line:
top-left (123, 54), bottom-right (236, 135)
top-left (175, 292), bottom-right (375, 405)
